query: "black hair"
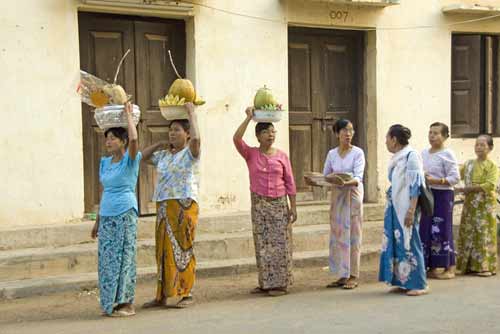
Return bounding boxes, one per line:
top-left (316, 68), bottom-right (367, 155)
top-left (333, 119), bottom-right (352, 134)
top-left (104, 127), bottom-right (128, 147)
top-left (169, 119), bottom-right (190, 132)
top-left (388, 124), bottom-right (412, 146)
top-left (255, 122), bottom-right (274, 136)
top-left (430, 122), bottom-right (450, 139)
top-left (478, 134), bottom-right (494, 149)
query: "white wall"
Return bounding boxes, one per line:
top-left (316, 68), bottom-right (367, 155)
top-left (0, 0), bottom-right (84, 227)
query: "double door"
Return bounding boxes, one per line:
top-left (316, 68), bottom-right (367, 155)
top-left (79, 12), bottom-right (186, 214)
top-left (288, 28), bottom-right (363, 195)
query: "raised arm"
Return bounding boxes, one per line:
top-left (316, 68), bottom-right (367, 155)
top-left (233, 107), bottom-right (253, 141)
top-left (185, 102), bottom-right (200, 159)
top-left (142, 141), bottom-right (168, 164)
top-left (125, 102), bottom-right (138, 160)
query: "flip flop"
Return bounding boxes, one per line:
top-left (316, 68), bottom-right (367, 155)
top-left (343, 281), bottom-right (359, 290)
top-left (250, 287), bottom-right (268, 294)
top-left (406, 287), bottom-right (429, 296)
top-left (142, 299), bottom-right (167, 309)
top-left (477, 272), bottom-right (493, 277)
top-left (326, 279), bottom-right (347, 288)
top-left (176, 296), bottom-right (194, 308)
top-left (267, 289), bottom-right (288, 297)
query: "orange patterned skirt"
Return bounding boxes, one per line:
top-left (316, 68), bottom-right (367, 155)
top-left (155, 199), bottom-right (199, 300)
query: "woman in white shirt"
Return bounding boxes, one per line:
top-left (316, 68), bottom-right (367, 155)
top-left (323, 119), bottom-right (366, 290)
top-left (420, 122), bottom-right (460, 279)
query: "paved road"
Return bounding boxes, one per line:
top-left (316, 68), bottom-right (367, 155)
top-left (3, 274), bottom-right (500, 334)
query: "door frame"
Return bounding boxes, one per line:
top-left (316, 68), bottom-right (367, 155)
top-left (287, 26), bottom-right (378, 203)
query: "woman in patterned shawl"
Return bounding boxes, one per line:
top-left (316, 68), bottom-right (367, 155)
top-left (455, 135), bottom-right (498, 277)
top-left (233, 107), bottom-right (297, 297)
top-left (91, 102), bottom-right (142, 317)
top-left (142, 102), bottom-right (200, 309)
top-left (378, 124), bottom-right (429, 296)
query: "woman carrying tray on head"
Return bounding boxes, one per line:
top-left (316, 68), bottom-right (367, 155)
top-left (233, 107), bottom-right (297, 297)
top-left (91, 102), bottom-right (142, 317)
top-left (322, 119), bottom-right (366, 290)
top-left (141, 102), bottom-right (201, 309)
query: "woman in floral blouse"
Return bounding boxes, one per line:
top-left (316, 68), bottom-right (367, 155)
top-left (141, 102), bottom-right (200, 309)
top-left (379, 124), bottom-right (428, 296)
top-left (455, 135), bottom-right (499, 277)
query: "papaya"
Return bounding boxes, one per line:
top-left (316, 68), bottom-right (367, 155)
top-left (168, 79), bottom-right (196, 103)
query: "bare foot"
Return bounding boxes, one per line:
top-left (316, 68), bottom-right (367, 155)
top-left (406, 287), bottom-right (429, 296)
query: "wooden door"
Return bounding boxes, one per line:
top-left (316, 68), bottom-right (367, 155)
top-left (135, 20), bottom-right (186, 214)
top-left (288, 28), bottom-right (362, 196)
top-left (451, 35), bottom-right (482, 136)
top-left (78, 13), bottom-right (186, 214)
top-left (79, 13), bottom-right (136, 213)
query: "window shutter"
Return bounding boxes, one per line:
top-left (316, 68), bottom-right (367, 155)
top-left (451, 35), bottom-right (482, 137)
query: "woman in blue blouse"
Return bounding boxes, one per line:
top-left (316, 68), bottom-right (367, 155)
top-left (91, 102), bottom-right (142, 316)
top-left (379, 124), bottom-right (428, 296)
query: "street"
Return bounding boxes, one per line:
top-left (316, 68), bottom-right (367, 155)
top-left (1, 265), bottom-right (499, 334)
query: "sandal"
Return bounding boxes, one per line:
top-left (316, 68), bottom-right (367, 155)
top-left (267, 288), bottom-right (288, 297)
top-left (142, 299), bottom-right (167, 309)
top-left (342, 279), bottom-right (359, 290)
top-left (436, 271), bottom-right (455, 280)
top-left (113, 307), bottom-right (136, 317)
top-left (427, 269), bottom-right (440, 279)
top-left (477, 271), bottom-right (493, 277)
top-left (176, 296), bottom-right (194, 308)
top-left (406, 287), bottom-right (429, 297)
top-left (326, 278), bottom-right (348, 288)
top-left (250, 287), bottom-right (268, 294)
top-left (389, 287), bottom-right (407, 294)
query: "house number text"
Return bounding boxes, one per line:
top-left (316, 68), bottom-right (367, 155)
top-left (329, 10), bottom-right (350, 22)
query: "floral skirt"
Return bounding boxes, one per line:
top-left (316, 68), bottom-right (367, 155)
top-left (251, 193), bottom-right (293, 290)
top-left (379, 201), bottom-right (427, 290)
top-left (419, 189), bottom-right (456, 269)
top-left (98, 209), bottom-right (138, 315)
top-left (154, 199), bottom-right (199, 300)
top-left (457, 192), bottom-right (497, 274)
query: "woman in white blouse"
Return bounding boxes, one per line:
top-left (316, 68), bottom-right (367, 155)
top-left (323, 119), bottom-right (366, 290)
top-left (420, 122), bottom-right (460, 279)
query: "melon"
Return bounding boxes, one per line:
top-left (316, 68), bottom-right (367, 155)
top-left (254, 85), bottom-right (278, 109)
top-left (168, 79), bottom-right (196, 103)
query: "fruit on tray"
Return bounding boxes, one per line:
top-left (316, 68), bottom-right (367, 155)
top-left (168, 79), bottom-right (196, 103)
top-left (102, 84), bottom-right (128, 105)
top-left (254, 85), bottom-right (279, 110)
top-left (159, 94), bottom-right (186, 107)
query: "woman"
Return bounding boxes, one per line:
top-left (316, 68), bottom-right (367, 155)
top-left (455, 135), bottom-right (498, 277)
top-left (91, 102), bottom-right (141, 317)
top-left (233, 107), bottom-right (297, 297)
top-left (323, 119), bottom-right (365, 290)
top-left (420, 122), bottom-right (460, 279)
top-left (379, 124), bottom-right (428, 296)
top-left (142, 102), bottom-right (200, 308)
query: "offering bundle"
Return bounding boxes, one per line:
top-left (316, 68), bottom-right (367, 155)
top-left (252, 85), bottom-right (284, 123)
top-left (77, 49), bottom-right (140, 130)
top-left (159, 51), bottom-right (205, 121)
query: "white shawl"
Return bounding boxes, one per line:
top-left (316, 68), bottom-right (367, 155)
top-left (387, 146), bottom-right (424, 250)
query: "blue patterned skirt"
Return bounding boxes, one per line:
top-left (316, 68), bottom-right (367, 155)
top-left (379, 201), bottom-right (427, 290)
top-left (98, 209), bottom-right (138, 315)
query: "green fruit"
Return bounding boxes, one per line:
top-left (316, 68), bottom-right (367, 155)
top-left (254, 85), bottom-right (278, 109)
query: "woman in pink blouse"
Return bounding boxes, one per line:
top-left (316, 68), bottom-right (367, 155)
top-left (233, 107), bottom-right (297, 297)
